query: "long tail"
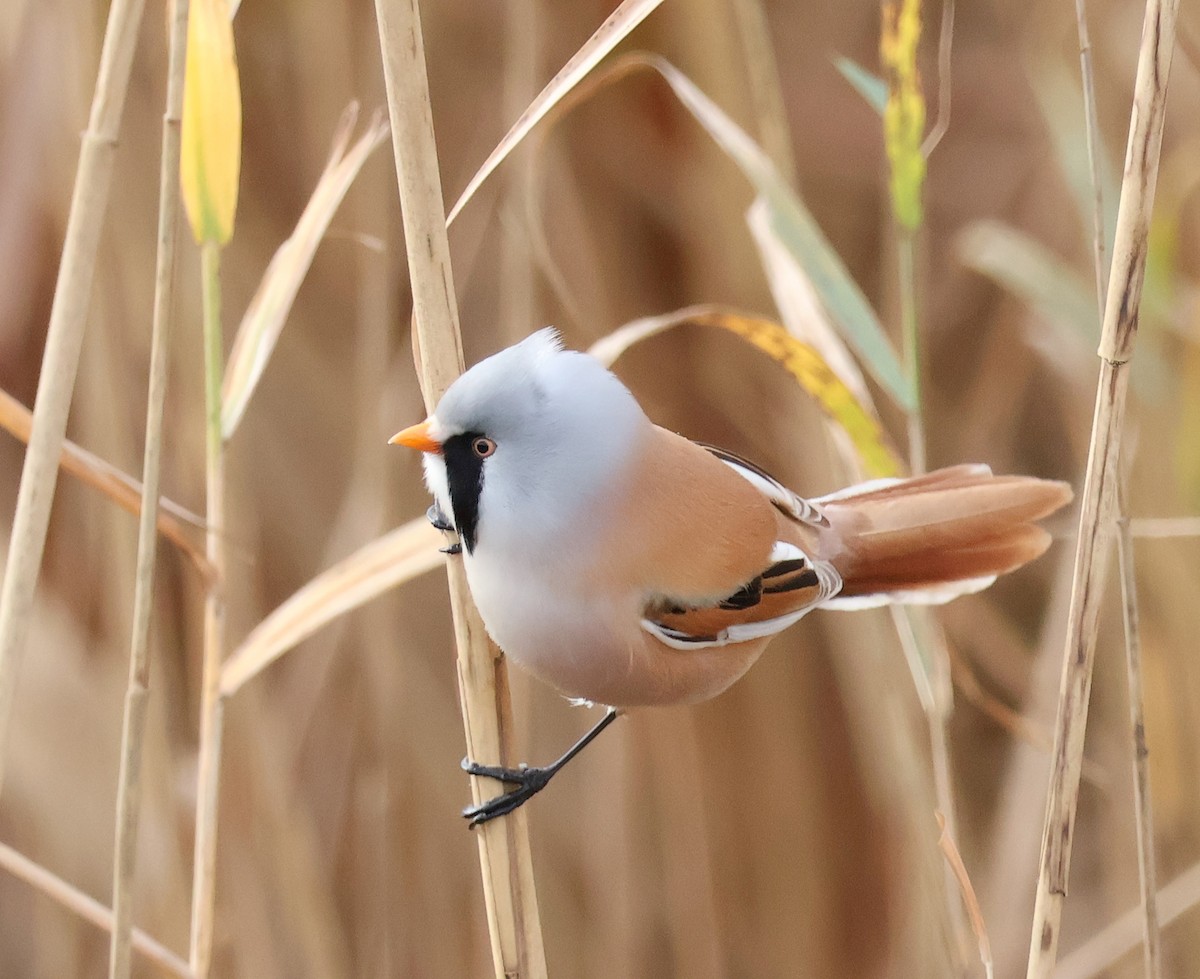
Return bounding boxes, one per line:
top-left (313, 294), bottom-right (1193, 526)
top-left (814, 465), bottom-right (1073, 608)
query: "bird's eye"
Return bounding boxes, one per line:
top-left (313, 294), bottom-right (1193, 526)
top-left (471, 436), bottom-right (496, 458)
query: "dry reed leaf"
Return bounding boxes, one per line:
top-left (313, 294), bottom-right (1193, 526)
top-left (957, 220), bottom-right (1096, 340)
top-left (180, 0), bottom-right (241, 245)
top-left (530, 52), bottom-right (913, 412)
top-left (709, 200), bottom-right (892, 482)
top-left (0, 386), bottom-right (209, 574)
top-left (220, 517), bottom-right (444, 696)
top-left (445, 0), bottom-right (664, 227)
top-left (936, 812), bottom-right (994, 979)
top-left (729, 0), bottom-right (796, 181)
top-left (638, 55), bottom-right (912, 412)
top-left (222, 105), bottom-right (389, 438)
top-left (746, 198), bottom-right (876, 410)
top-left (588, 305), bottom-right (903, 478)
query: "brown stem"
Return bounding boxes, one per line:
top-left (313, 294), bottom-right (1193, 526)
top-left (1026, 1), bottom-right (1179, 973)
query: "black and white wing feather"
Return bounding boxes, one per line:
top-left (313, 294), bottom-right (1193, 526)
top-left (641, 445), bottom-right (843, 649)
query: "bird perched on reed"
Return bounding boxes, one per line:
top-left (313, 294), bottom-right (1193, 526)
top-left (391, 329), bottom-right (1072, 824)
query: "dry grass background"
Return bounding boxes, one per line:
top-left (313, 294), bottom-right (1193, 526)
top-left (1, 0), bottom-right (1199, 976)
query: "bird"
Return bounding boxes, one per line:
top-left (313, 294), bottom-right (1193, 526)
top-left (390, 328), bottom-right (1073, 825)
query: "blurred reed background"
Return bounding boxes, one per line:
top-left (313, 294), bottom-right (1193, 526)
top-left (1, 0), bottom-right (1199, 976)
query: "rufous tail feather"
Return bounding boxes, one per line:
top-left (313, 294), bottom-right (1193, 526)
top-left (816, 465), bottom-right (1073, 606)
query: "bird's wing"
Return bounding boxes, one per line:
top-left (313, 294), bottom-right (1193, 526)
top-left (598, 431), bottom-right (840, 649)
top-left (640, 536), bottom-right (841, 648)
top-left (693, 441), bottom-right (832, 528)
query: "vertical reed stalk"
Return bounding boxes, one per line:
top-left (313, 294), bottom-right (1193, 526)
top-left (189, 240), bottom-right (228, 978)
top-left (1073, 1), bottom-right (1162, 971)
top-left (373, 0), bottom-right (546, 975)
top-left (1026, 1), bottom-right (1178, 973)
top-left (0, 0), bottom-right (148, 790)
top-left (109, 2), bottom-right (190, 976)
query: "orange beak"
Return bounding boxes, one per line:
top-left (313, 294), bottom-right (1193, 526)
top-left (388, 419), bottom-right (442, 453)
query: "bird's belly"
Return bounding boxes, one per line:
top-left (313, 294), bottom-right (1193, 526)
top-left (463, 556), bottom-right (768, 707)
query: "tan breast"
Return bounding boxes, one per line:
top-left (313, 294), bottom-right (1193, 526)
top-left (587, 425), bottom-right (780, 602)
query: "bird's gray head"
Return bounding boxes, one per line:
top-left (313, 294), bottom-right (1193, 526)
top-left (405, 329), bottom-right (646, 558)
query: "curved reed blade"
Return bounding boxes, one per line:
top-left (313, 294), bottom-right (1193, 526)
top-left (220, 518), bottom-right (444, 696)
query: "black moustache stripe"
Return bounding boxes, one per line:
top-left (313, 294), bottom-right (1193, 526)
top-left (443, 432), bottom-right (486, 554)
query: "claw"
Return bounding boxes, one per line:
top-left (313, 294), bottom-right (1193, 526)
top-left (428, 503), bottom-right (462, 554)
top-left (455, 708), bottom-right (620, 828)
top-left (426, 502), bottom-right (455, 533)
top-left (461, 761), bottom-right (555, 827)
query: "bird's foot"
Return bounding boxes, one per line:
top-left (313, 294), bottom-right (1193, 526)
top-left (427, 503), bottom-right (462, 554)
top-left (426, 502), bottom-right (454, 532)
top-left (457, 708), bottom-right (619, 828)
top-left (460, 759), bottom-right (556, 827)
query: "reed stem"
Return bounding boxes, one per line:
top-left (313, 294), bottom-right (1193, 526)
top-left (188, 240), bottom-right (228, 978)
top-left (109, 3), bottom-right (189, 975)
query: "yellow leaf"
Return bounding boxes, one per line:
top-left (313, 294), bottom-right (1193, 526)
top-left (589, 307), bottom-right (904, 479)
top-left (181, 0), bottom-right (241, 245)
top-left (881, 0), bottom-right (925, 231)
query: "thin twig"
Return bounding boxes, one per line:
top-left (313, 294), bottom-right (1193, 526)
top-left (937, 812), bottom-right (993, 979)
top-left (947, 638), bottom-right (1109, 790)
top-left (1130, 516), bottom-right (1200, 537)
top-left (920, 0), bottom-right (955, 157)
top-left (108, 3), bottom-right (189, 976)
top-left (898, 232), bottom-right (925, 474)
top-left (1026, 2), bottom-right (1179, 974)
top-left (1115, 512), bottom-right (1162, 978)
top-left (1057, 858), bottom-right (1200, 978)
top-left (189, 241), bottom-right (229, 978)
top-left (0, 0), bottom-right (149, 791)
top-left (0, 841), bottom-right (193, 979)
top-left (893, 606), bottom-right (969, 968)
top-left (1074, 0), bottom-right (1110, 311)
top-left (372, 0), bottom-right (546, 975)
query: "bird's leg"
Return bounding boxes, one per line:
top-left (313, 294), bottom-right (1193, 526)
top-left (461, 707), bottom-right (620, 827)
top-left (426, 503), bottom-right (462, 555)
